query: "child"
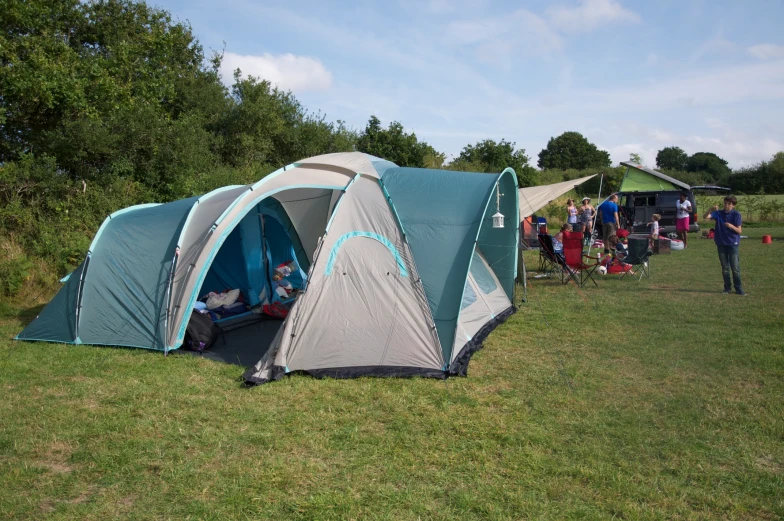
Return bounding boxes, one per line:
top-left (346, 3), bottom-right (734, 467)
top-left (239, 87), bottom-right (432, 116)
top-left (606, 234), bottom-right (634, 274)
top-left (648, 213), bottom-right (661, 239)
top-left (607, 234), bottom-right (627, 261)
top-left (566, 199), bottom-right (578, 226)
top-left (272, 272), bottom-right (293, 299)
top-left (553, 223), bottom-right (572, 253)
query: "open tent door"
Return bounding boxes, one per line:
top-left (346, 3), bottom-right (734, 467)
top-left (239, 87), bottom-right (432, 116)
top-left (186, 191), bottom-right (332, 364)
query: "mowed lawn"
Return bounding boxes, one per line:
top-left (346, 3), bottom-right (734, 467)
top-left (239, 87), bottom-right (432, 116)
top-left (1, 228), bottom-right (782, 520)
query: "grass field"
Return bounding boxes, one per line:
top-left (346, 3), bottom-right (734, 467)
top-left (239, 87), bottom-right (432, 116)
top-left (1, 228), bottom-right (783, 520)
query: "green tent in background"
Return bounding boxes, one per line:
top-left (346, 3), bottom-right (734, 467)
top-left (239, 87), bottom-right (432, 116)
top-left (619, 161), bottom-right (690, 192)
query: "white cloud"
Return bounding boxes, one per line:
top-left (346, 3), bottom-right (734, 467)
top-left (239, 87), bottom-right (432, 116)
top-left (748, 44), bottom-right (784, 60)
top-left (546, 0), bottom-right (641, 32)
top-left (580, 60), bottom-right (784, 111)
top-left (220, 52), bottom-right (332, 92)
top-left (444, 8), bottom-right (563, 57)
top-left (605, 143), bottom-right (659, 168)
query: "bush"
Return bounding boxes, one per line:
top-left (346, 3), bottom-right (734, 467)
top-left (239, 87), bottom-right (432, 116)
top-left (0, 242), bottom-right (34, 297)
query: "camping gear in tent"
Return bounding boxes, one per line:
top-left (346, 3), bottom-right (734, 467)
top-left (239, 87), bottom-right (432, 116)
top-left (17, 153), bottom-right (519, 384)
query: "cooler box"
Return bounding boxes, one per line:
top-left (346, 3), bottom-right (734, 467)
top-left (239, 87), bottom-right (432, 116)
top-left (654, 237), bottom-right (671, 255)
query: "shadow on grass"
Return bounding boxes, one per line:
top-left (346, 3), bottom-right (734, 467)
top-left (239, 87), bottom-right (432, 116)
top-left (0, 303), bottom-right (45, 329)
top-left (647, 287), bottom-right (719, 295)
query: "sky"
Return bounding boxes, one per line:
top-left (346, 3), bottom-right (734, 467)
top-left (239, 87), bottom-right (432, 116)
top-left (150, 0), bottom-right (784, 169)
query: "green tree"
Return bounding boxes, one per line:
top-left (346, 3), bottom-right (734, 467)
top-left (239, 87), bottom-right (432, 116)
top-left (537, 131), bottom-right (611, 170)
top-left (356, 116), bottom-right (443, 168)
top-left (629, 153), bottom-right (643, 164)
top-left (0, 0), bottom-right (223, 195)
top-left (655, 146), bottom-right (689, 171)
top-left (685, 152), bottom-right (731, 181)
top-left (451, 139), bottom-right (537, 187)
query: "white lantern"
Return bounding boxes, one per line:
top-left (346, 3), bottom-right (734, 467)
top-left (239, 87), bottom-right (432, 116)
top-left (492, 183), bottom-right (504, 228)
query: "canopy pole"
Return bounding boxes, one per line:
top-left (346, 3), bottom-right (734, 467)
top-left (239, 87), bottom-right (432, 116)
top-left (587, 173), bottom-right (604, 259)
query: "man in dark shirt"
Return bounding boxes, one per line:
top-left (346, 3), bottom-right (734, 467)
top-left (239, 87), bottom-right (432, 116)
top-left (704, 195), bottom-right (744, 295)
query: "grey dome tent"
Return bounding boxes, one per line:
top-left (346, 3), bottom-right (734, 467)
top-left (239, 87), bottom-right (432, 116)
top-left (17, 153), bottom-right (519, 383)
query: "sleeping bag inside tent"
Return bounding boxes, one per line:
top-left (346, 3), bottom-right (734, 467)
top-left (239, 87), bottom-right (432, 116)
top-left (17, 152), bottom-right (520, 383)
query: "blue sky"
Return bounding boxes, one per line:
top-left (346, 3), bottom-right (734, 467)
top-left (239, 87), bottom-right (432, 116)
top-left (151, 0), bottom-right (784, 168)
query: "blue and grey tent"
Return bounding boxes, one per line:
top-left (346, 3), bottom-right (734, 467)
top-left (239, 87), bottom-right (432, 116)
top-left (17, 153), bottom-right (519, 383)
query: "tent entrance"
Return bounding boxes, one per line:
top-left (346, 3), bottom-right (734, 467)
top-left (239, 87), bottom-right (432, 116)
top-left (184, 197), bottom-right (313, 362)
top-left (183, 188), bottom-right (342, 363)
top-left (197, 198), bottom-right (309, 310)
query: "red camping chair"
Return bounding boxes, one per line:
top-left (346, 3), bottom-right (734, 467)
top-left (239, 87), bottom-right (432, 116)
top-left (562, 231), bottom-right (601, 287)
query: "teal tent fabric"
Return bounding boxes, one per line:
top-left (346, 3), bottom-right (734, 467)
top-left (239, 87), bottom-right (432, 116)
top-left (259, 198), bottom-right (311, 275)
top-left (474, 170), bottom-right (518, 301)
top-left (77, 197), bottom-right (198, 349)
top-left (263, 215), bottom-right (307, 291)
top-left (15, 260), bottom-right (86, 343)
top-left (380, 168), bottom-right (502, 361)
top-left (238, 206), bottom-right (265, 305)
top-left (201, 224), bottom-right (253, 302)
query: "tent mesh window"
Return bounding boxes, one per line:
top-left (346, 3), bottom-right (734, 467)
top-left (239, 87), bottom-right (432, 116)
top-left (461, 280), bottom-right (478, 310)
top-left (470, 251), bottom-right (498, 294)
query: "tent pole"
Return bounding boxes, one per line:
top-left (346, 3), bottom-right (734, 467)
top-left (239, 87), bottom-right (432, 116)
top-left (587, 173), bottom-right (604, 258)
top-left (73, 253), bottom-right (91, 343)
top-left (162, 248), bottom-right (179, 356)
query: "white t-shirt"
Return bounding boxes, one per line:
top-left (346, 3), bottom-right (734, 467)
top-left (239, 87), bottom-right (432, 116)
top-left (650, 221), bottom-right (659, 236)
top-left (676, 200), bottom-right (692, 219)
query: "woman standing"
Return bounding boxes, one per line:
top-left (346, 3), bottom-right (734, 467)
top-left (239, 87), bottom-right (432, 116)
top-left (566, 199), bottom-right (579, 227)
top-left (579, 197), bottom-right (595, 241)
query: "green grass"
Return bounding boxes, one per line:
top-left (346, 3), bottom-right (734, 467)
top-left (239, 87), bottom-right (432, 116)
top-left (1, 229), bottom-right (783, 520)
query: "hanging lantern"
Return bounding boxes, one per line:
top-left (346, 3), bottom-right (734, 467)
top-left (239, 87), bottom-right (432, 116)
top-left (492, 183), bottom-right (504, 228)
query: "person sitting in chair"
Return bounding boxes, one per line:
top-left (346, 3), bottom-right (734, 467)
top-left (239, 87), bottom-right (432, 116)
top-left (553, 223), bottom-right (571, 253)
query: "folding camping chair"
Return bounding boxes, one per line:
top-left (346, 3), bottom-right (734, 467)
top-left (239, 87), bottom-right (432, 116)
top-left (561, 231), bottom-right (601, 287)
top-left (537, 234), bottom-right (566, 279)
top-left (619, 236), bottom-right (652, 281)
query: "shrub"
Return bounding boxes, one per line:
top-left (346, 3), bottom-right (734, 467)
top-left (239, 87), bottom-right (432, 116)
top-left (0, 242), bottom-right (34, 297)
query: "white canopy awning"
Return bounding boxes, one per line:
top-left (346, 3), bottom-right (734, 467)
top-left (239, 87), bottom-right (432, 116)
top-left (518, 174), bottom-right (596, 220)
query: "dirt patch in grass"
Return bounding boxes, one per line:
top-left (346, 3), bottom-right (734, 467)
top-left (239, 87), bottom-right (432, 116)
top-left (66, 485), bottom-right (97, 504)
top-left (34, 440), bottom-right (76, 474)
top-left (755, 455), bottom-right (781, 474)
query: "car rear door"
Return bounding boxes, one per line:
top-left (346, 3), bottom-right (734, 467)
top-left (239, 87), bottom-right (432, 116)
top-left (656, 192), bottom-right (679, 228)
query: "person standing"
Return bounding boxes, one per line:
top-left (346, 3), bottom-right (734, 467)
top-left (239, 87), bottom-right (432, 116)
top-left (579, 197), bottom-right (594, 241)
top-left (648, 213), bottom-right (661, 239)
top-left (704, 195), bottom-right (745, 295)
top-left (675, 192), bottom-right (692, 248)
top-left (599, 194), bottom-right (620, 254)
top-left (566, 199), bottom-right (579, 227)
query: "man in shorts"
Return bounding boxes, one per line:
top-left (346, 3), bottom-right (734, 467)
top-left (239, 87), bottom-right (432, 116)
top-left (599, 194), bottom-right (620, 254)
top-left (675, 192), bottom-right (692, 248)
